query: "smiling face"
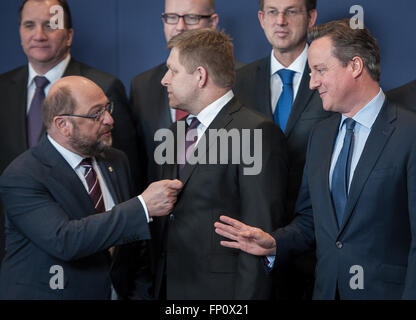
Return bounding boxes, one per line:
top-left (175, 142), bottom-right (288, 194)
top-left (163, 0), bottom-right (218, 42)
top-left (161, 47), bottom-right (200, 113)
top-left (258, 0), bottom-right (316, 60)
top-left (19, 0), bottom-right (73, 73)
top-left (308, 36), bottom-right (356, 114)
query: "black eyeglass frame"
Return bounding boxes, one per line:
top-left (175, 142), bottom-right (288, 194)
top-left (59, 101), bottom-right (114, 122)
top-left (161, 13), bottom-right (213, 25)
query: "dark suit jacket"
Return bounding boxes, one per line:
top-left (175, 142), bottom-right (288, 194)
top-left (153, 97), bottom-right (289, 299)
top-left (274, 99), bottom-right (416, 299)
top-left (387, 80), bottom-right (416, 109)
top-left (234, 56), bottom-right (331, 218)
top-left (0, 135), bottom-right (150, 300)
top-left (0, 58), bottom-right (140, 264)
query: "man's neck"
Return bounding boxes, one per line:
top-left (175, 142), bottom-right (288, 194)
top-left (29, 53), bottom-right (70, 75)
top-left (273, 43), bottom-right (306, 68)
top-left (343, 84), bottom-right (381, 118)
top-left (191, 88), bottom-right (229, 115)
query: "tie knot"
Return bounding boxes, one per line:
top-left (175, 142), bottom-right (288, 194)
top-left (187, 117), bottom-right (200, 131)
top-left (277, 69), bottom-right (295, 85)
top-left (80, 158), bottom-right (93, 168)
top-left (34, 76), bottom-right (49, 89)
top-left (344, 118), bottom-right (356, 132)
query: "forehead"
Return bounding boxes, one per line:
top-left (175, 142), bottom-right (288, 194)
top-left (263, 0), bottom-right (306, 9)
top-left (308, 36), bottom-right (335, 65)
top-left (21, 0), bottom-right (61, 21)
top-left (165, 0), bottom-right (212, 14)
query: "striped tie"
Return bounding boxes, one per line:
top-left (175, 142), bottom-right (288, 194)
top-left (80, 158), bottom-right (105, 213)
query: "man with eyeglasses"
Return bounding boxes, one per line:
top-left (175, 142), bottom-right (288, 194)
top-left (0, 0), bottom-right (141, 265)
top-left (129, 0), bottom-right (220, 190)
top-left (0, 76), bottom-right (183, 300)
top-left (233, 0), bottom-right (331, 300)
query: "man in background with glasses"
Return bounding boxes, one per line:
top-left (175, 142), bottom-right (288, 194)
top-left (233, 0), bottom-right (331, 300)
top-left (0, 76), bottom-right (182, 300)
top-left (130, 0), bottom-right (220, 192)
top-left (0, 0), bottom-right (140, 266)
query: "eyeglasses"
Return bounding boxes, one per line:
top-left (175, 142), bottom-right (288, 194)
top-left (263, 8), bottom-right (306, 19)
top-left (162, 13), bottom-right (213, 25)
top-left (59, 101), bottom-right (114, 122)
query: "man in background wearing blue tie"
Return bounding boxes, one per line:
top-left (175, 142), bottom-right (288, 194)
top-left (233, 0), bottom-right (331, 299)
top-left (215, 19), bottom-right (416, 300)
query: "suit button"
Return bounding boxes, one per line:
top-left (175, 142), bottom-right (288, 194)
top-left (336, 241), bottom-right (343, 249)
top-left (169, 214), bottom-right (174, 221)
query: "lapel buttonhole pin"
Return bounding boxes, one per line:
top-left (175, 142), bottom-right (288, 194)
top-left (108, 166), bottom-right (113, 173)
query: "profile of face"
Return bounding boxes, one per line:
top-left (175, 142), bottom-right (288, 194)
top-left (19, 0), bottom-right (73, 71)
top-left (62, 79), bottom-right (114, 157)
top-left (161, 47), bottom-right (199, 113)
top-left (258, 0), bottom-right (316, 55)
top-left (163, 0), bottom-right (219, 42)
top-left (308, 36), bottom-right (356, 114)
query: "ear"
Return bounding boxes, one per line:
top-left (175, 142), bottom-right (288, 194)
top-left (258, 10), bottom-right (266, 31)
top-left (210, 13), bottom-right (219, 29)
top-left (53, 116), bottom-right (72, 137)
top-left (196, 66), bottom-right (208, 88)
top-left (350, 56), bottom-right (364, 79)
top-left (66, 28), bottom-right (74, 47)
top-left (307, 9), bottom-right (318, 29)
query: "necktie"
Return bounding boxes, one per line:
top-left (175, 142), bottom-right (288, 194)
top-left (80, 158), bottom-right (105, 213)
top-left (27, 76), bottom-right (49, 147)
top-left (274, 69), bottom-right (295, 131)
top-left (178, 117), bottom-right (200, 175)
top-left (175, 109), bottom-right (189, 121)
top-left (331, 118), bottom-right (356, 228)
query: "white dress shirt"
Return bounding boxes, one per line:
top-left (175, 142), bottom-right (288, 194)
top-left (27, 54), bottom-right (71, 113)
top-left (270, 44), bottom-right (308, 114)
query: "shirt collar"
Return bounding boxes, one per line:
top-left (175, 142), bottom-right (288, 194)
top-left (340, 88), bottom-right (386, 130)
top-left (27, 54), bottom-right (71, 88)
top-left (187, 90), bottom-right (234, 128)
top-left (47, 134), bottom-right (90, 170)
top-left (270, 44), bottom-right (308, 76)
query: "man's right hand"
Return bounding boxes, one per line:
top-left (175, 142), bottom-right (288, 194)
top-left (141, 179), bottom-right (183, 217)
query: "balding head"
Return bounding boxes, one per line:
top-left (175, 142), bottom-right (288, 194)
top-left (43, 76), bottom-right (105, 130)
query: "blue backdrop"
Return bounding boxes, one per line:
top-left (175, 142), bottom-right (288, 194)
top-left (1, 0), bottom-right (415, 93)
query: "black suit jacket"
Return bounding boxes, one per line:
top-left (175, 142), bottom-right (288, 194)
top-left (0, 136), bottom-right (150, 300)
top-left (387, 80), bottom-right (416, 109)
top-left (234, 56), bottom-right (331, 217)
top-left (0, 58), bottom-right (140, 263)
top-left (274, 100), bottom-right (416, 299)
top-left (153, 97), bottom-right (289, 299)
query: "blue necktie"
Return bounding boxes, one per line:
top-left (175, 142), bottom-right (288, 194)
top-left (27, 76), bottom-right (49, 147)
top-left (274, 69), bottom-right (295, 131)
top-left (331, 118), bottom-right (356, 228)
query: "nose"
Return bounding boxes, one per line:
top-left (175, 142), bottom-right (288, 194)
top-left (176, 16), bottom-right (187, 32)
top-left (102, 110), bottom-right (114, 126)
top-left (33, 25), bottom-right (47, 40)
top-left (161, 70), bottom-right (170, 87)
top-left (276, 12), bottom-right (288, 25)
top-left (309, 72), bottom-right (320, 90)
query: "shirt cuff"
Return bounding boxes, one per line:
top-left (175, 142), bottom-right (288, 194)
top-left (137, 195), bottom-right (152, 223)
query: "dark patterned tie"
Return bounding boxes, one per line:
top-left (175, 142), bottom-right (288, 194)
top-left (178, 117), bottom-right (200, 175)
top-left (80, 158), bottom-right (105, 213)
top-left (274, 69), bottom-right (295, 131)
top-left (27, 76), bottom-right (49, 147)
top-left (331, 118), bottom-right (356, 228)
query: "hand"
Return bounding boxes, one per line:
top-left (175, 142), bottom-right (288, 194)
top-left (214, 215), bottom-right (277, 256)
top-left (141, 179), bottom-right (183, 217)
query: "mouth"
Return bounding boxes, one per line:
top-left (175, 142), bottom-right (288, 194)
top-left (274, 30), bottom-right (289, 37)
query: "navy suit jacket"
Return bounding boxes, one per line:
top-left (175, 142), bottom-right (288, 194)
top-left (387, 80), bottom-right (416, 110)
top-left (274, 99), bottom-right (416, 299)
top-left (0, 136), bottom-right (150, 299)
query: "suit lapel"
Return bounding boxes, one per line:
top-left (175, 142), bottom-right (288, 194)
top-left (178, 98), bottom-right (237, 187)
top-left (284, 64), bottom-right (314, 136)
top-left (255, 58), bottom-right (273, 118)
top-left (339, 100), bottom-right (396, 232)
top-left (10, 66), bottom-right (29, 149)
top-left (62, 58), bottom-right (82, 77)
top-left (96, 155), bottom-right (121, 204)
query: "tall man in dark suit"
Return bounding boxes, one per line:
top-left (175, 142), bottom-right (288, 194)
top-left (233, 0), bottom-right (330, 299)
top-left (215, 19), bottom-right (416, 300)
top-left (387, 80), bottom-right (416, 109)
top-left (152, 28), bottom-right (288, 299)
top-left (0, 76), bottom-right (182, 300)
top-left (130, 0), bottom-right (220, 189)
top-left (0, 0), bottom-right (140, 264)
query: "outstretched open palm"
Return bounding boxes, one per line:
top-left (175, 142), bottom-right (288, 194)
top-left (214, 215), bottom-right (276, 256)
